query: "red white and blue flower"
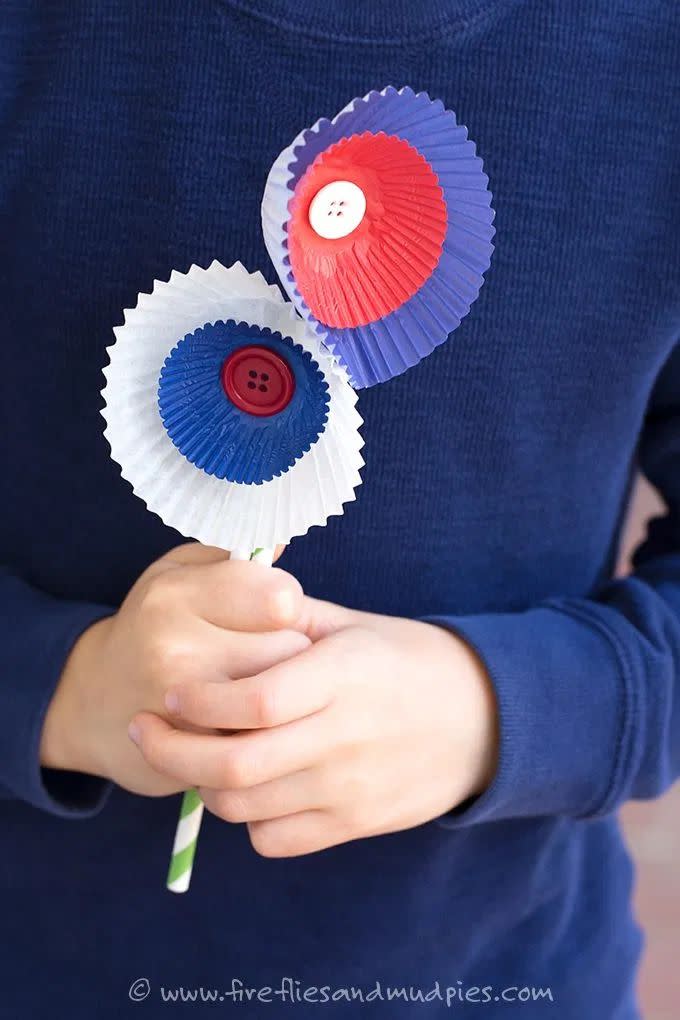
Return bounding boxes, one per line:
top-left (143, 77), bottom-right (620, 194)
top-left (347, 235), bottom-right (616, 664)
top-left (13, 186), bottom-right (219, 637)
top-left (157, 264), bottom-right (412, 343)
top-left (262, 86), bottom-right (495, 389)
top-left (101, 262), bottom-right (364, 554)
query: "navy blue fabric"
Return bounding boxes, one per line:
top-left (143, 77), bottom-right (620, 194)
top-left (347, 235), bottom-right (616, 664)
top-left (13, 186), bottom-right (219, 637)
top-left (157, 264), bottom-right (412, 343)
top-left (159, 322), bottom-right (329, 484)
top-left (1, 2), bottom-right (679, 1017)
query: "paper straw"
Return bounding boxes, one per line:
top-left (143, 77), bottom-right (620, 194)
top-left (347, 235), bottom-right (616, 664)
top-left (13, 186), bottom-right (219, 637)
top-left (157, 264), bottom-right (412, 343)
top-left (166, 788), bottom-right (204, 893)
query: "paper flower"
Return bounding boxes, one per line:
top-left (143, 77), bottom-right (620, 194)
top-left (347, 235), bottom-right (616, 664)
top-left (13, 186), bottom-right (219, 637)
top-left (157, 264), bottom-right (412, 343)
top-left (102, 261), bottom-right (364, 894)
top-left (102, 261), bottom-right (364, 557)
top-left (262, 86), bottom-right (495, 388)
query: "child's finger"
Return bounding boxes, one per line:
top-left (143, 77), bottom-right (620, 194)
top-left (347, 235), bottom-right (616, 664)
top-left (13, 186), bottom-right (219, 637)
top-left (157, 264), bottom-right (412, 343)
top-left (296, 594), bottom-right (360, 642)
top-left (164, 642), bottom-right (333, 729)
top-left (148, 542), bottom-right (229, 573)
top-left (141, 620), bottom-right (308, 697)
top-left (128, 711), bottom-right (329, 790)
top-left (219, 628), bottom-right (311, 681)
top-left (150, 628), bottom-right (312, 704)
top-left (199, 769), bottom-right (319, 824)
top-left (187, 561), bottom-right (303, 631)
top-left (247, 810), bottom-right (344, 858)
top-left (147, 560), bottom-right (304, 632)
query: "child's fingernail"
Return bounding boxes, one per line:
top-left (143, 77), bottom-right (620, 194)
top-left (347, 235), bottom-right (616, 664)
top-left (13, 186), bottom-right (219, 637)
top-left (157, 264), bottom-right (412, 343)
top-left (128, 722), bottom-right (141, 745)
top-left (165, 691), bottom-right (181, 714)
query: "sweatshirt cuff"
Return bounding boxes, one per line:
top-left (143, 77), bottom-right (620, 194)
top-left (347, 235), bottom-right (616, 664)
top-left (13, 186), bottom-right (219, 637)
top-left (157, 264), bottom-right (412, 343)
top-left (1, 573), bottom-right (114, 817)
top-left (425, 603), bottom-right (630, 826)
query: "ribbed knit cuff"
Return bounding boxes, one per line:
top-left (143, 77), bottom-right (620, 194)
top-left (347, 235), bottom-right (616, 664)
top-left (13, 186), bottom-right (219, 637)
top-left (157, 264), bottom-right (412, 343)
top-left (425, 604), bottom-right (628, 826)
top-left (0, 572), bottom-right (114, 817)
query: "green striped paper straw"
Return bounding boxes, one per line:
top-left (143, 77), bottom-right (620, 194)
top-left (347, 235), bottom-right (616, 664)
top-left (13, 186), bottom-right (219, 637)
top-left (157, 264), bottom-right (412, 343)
top-left (167, 788), bottom-right (204, 893)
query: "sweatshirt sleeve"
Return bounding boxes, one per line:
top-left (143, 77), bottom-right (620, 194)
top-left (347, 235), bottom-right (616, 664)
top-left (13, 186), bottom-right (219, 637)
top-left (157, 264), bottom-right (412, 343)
top-left (428, 341), bottom-right (680, 826)
top-left (0, 568), bottom-right (114, 817)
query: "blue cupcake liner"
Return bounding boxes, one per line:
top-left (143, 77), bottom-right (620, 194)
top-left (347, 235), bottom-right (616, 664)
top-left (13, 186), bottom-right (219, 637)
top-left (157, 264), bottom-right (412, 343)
top-left (158, 320), bottom-right (329, 485)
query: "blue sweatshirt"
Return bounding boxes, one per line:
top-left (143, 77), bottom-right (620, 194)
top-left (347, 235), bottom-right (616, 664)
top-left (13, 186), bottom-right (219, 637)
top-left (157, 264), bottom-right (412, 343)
top-left (1, 2), bottom-right (679, 1017)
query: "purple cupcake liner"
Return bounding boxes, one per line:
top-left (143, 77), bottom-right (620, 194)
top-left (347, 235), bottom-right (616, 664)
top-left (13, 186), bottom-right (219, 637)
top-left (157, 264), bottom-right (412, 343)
top-left (262, 86), bottom-right (495, 388)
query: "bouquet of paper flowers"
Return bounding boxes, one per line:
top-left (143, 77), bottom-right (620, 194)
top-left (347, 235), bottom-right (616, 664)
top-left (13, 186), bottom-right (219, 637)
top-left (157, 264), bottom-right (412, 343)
top-left (101, 86), bottom-right (495, 892)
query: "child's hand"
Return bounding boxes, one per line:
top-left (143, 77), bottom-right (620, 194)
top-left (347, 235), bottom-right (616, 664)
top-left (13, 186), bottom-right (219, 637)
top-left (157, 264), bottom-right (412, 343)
top-left (129, 598), bottom-right (499, 855)
top-left (40, 544), bottom-right (309, 796)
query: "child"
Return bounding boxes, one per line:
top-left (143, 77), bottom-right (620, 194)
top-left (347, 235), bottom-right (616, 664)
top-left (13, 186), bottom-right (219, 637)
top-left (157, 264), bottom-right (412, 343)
top-left (2, 2), bottom-right (678, 1017)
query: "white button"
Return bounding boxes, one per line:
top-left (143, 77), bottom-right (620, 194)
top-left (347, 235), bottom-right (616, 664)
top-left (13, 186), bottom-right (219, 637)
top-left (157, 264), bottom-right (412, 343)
top-left (308, 180), bottom-right (366, 240)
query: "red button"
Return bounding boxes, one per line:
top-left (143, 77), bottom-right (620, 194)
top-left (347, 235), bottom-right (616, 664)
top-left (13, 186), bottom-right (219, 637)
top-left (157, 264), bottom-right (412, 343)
top-left (221, 345), bottom-right (296, 417)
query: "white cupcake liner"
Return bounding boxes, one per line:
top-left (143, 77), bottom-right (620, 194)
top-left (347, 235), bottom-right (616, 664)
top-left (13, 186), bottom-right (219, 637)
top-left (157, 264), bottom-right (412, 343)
top-left (101, 261), bottom-right (364, 551)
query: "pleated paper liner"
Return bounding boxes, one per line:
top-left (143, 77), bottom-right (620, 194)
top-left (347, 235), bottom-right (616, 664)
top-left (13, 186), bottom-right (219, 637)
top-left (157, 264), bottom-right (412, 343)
top-left (158, 321), bottom-right (330, 485)
top-left (286, 131), bottom-right (448, 329)
top-left (262, 86), bottom-right (495, 388)
top-left (102, 262), bottom-right (364, 552)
